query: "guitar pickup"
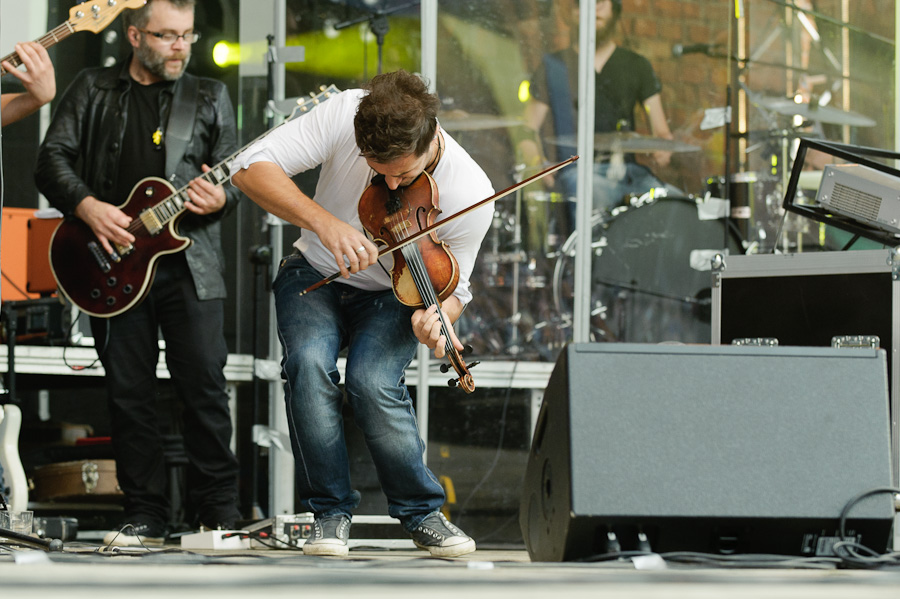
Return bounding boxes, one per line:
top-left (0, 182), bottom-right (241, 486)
top-left (88, 241), bottom-right (112, 273)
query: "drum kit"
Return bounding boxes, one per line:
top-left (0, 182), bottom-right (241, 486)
top-left (444, 94), bottom-right (879, 361)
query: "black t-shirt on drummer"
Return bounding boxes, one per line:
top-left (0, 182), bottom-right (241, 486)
top-left (530, 46), bottom-right (662, 162)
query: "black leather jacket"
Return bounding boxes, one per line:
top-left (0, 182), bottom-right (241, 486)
top-left (35, 56), bottom-right (240, 301)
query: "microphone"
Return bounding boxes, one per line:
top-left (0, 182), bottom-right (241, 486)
top-left (672, 42), bottom-right (721, 57)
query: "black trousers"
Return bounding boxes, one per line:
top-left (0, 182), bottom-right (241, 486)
top-left (90, 253), bottom-right (240, 527)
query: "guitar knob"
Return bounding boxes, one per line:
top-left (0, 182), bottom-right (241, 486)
top-left (107, 277), bottom-right (117, 287)
top-left (123, 284), bottom-right (133, 294)
top-left (90, 289), bottom-right (101, 299)
top-left (106, 297), bottom-right (116, 306)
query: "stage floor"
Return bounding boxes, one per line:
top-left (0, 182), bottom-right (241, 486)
top-left (2, 544), bottom-right (900, 598)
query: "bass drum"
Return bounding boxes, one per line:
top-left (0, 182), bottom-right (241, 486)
top-left (552, 197), bottom-right (743, 344)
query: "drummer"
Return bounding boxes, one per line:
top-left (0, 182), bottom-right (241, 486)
top-left (519, 0), bottom-right (678, 215)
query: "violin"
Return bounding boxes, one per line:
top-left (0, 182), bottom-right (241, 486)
top-left (358, 171), bottom-right (478, 393)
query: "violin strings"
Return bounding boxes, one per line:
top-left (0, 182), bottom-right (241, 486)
top-left (391, 208), bottom-right (455, 357)
top-left (406, 247), bottom-right (455, 358)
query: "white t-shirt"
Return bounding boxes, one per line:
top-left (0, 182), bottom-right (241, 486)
top-left (231, 89), bottom-right (494, 305)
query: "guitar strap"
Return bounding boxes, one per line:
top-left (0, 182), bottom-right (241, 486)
top-left (164, 73), bottom-right (199, 180)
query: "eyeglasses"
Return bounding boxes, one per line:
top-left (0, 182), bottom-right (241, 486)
top-left (139, 29), bottom-right (201, 44)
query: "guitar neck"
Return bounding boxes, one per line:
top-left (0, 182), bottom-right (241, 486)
top-left (145, 158), bottom-right (237, 227)
top-left (0, 22), bottom-right (75, 75)
top-left (146, 85), bottom-right (341, 227)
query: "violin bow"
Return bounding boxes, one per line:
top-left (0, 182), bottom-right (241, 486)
top-left (300, 155), bottom-right (579, 296)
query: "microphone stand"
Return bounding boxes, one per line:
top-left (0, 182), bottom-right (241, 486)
top-left (334, 0), bottom-right (420, 78)
top-left (723, 5), bottom-right (736, 251)
top-left (247, 244), bottom-right (271, 521)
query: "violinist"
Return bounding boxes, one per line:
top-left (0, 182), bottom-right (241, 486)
top-left (230, 70), bottom-right (493, 558)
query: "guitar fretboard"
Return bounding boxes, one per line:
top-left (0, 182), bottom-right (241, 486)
top-left (147, 161), bottom-right (236, 227)
top-left (144, 84), bottom-right (339, 229)
top-left (0, 22), bottom-right (74, 75)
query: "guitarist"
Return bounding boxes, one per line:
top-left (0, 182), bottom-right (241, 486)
top-left (35, 0), bottom-right (241, 547)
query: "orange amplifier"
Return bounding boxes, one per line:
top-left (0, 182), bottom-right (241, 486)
top-left (0, 208), bottom-right (61, 301)
top-left (27, 216), bottom-right (62, 295)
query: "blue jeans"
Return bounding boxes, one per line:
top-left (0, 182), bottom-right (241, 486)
top-left (273, 254), bottom-right (445, 531)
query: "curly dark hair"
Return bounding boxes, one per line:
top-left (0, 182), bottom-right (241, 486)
top-left (354, 70), bottom-right (440, 164)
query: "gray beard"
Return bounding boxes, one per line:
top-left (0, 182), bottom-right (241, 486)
top-left (135, 42), bottom-right (190, 81)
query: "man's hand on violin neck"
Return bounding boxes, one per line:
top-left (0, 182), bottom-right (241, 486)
top-left (411, 301), bottom-right (464, 360)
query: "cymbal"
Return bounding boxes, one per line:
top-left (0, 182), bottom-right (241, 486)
top-left (547, 131), bottom-right (701, 154)
top-left (439, 110), bottom-right (524, 131)
top-left (753, 96), bottom-right (876, 127)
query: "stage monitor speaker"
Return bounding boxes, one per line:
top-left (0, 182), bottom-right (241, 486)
top-left (520, 343), bottom-right (895, 562)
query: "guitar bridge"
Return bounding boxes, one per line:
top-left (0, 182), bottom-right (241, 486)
top-left (87, 241), bottom-right (112, 273)
top-left (112, 242), bottom-right (134, 260)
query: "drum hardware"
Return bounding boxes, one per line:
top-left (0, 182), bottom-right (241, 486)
top-left (438, 110), bottom-right (524, 132)
top-left (705, 171), bottom-right (788, 250)
top-left (482, 250), bottom-right (527, 265)
top-left (546, 131), bottom-right (702, 154)
top-left (594, 277), bottom-right (713, 306)
top-left (468, 161), bottom-right (579, 359)
top-left (621, 187), bottom-right (669, 210)
top-left (750, 95), bottom-right (876, 128)
top-left (522, 190), bottom-right (575, 258)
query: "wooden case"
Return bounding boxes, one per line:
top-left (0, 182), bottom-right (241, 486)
top-left (30, 459), bottom-right (123, 502)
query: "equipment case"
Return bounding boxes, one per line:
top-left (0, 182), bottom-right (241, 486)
top-left (710, 248), bottom-right (900, 483)
top-left (30, 459), bottom-right (123, 503)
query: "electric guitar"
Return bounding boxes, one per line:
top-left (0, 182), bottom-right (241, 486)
top-left (0, 404), bottom-right (27, 512)
top-left (50, 85), bottom-right (341, 318)
top-left (0, 0), bottom-right (146, 76)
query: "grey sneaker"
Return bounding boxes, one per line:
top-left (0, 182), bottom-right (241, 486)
top-left (410, 512), bottom-right (476, 557)
top-left (302, 514), bottom-right (350, 556)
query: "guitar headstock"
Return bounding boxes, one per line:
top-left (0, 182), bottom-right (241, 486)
top-left (288, 84), bottom-right (342, 118)
top-left (68, 0), bottom-right (147, 34)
